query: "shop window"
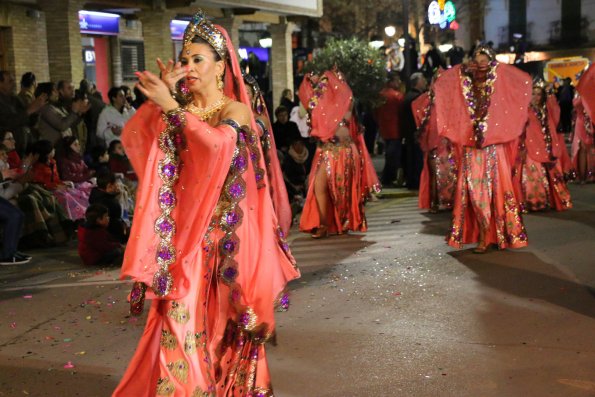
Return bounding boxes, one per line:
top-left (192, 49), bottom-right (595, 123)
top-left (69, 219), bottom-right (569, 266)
top-left (121, 41), bottom-right (145, 80)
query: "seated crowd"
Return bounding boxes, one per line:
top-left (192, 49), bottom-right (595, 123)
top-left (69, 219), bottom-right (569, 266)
top-left (0, 70), bottom-right (144, 265)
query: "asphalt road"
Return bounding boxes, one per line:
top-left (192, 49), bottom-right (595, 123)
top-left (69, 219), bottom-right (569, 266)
top-left (0, 184), bottom-right (594, 397)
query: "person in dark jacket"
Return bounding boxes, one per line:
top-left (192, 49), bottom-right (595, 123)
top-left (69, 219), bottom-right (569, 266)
top-left (272, 105), bottom-right (301, 153)
top-left (88, 172), bottom-right (128, 243)
top-left (77, 203), bottom-right (123, 266)
top-left (283, 138), bottom-right (309, 216)
top-left (401, 72), bottom-right (428, 190)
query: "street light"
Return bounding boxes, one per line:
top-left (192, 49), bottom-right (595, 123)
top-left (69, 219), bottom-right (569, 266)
top-left (397, 37), bottom-right (406, 47)
top-left (438, 43), bottom-right (453, 52)
top-left (259, 31), bottom-right (272, 48)
top-left (384, 25), bottom-right (396, 37)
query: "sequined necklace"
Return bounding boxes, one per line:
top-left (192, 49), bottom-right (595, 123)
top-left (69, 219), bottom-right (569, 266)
top-left (460, 61), bottom-right (498, 148)
top-left (185, 96), bottom-right (231, 121)
top-left (531, 102), bottom-right (555, 160)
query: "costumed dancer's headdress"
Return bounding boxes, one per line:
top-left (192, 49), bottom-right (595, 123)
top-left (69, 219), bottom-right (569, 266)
top-left (243, 73), bottom-right (266, 115)
top-left (532, 78), bottom-right (546, 90)
top-left (473, 44), bottom-right (497, 61)
top-left (182, 10), bottom-right (228, 60)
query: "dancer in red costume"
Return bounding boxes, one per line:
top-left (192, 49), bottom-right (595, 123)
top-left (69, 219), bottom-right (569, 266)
top-left (298, 70), bottom-right (380, 238)
top-left (573, 63), bottom-right (595, 184)
top-left (412, 72), bottom-right (458, 213)
top-left (433, 45), bottom-right (530, 253)
top-left (513, 81), bottom-right (572, 211)
top-left (113, 11), bottom-right (299, 396)
top-left (243, 74), bottom-right (292, 235)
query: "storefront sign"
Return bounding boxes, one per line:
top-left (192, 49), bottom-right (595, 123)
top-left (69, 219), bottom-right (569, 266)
top-left (79, 11), bottom-right (120, 36)
top-left (428, 0), bottom-right (456, 29)
top-left (238, 47), bottom-right (270, 63)
top-left (170, 20), bottom-right (190, 41)
top-left (544, 57), bottom-right (590, 84)
top-left (84, 49), bottom-right (96, 64)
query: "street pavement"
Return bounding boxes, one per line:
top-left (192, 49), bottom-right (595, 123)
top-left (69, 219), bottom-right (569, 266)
top-left (0, 184), bottom-right (594, 396)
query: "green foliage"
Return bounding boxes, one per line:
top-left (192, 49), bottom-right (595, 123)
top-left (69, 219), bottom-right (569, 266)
top-left (304, 38), bottom-right (387, 108)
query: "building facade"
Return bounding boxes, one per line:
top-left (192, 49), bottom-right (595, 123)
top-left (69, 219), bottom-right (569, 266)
top-left (0, 0), bottom-right (322, 107)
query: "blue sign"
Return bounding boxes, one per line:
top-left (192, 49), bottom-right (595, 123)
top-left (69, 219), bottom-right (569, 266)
top-left (238, 47), bottom-right (270, 63)
top-left (79, 11), bottom-right (120, 36)
top-left (171, 20), bottom-right (190, 41)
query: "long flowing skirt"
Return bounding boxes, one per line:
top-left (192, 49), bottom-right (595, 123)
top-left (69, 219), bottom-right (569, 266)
top-left (299, 139), bottom-right (367, 234)
top-left (447, 144), bottom-right (528, 249)
top-left (571, 139), bottom-right (595, 183)
top-left (418, 138), bottom-right (458, 210)
top-left (518, 155), bottom-right (572, 212)
top-left (53, 182), bottom-right (91, 220)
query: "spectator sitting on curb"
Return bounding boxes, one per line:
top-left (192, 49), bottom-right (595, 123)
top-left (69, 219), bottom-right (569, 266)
top-left (89, 172), bottom-right (129, 243)
top-left (77, 203), bottom-right (123, 267)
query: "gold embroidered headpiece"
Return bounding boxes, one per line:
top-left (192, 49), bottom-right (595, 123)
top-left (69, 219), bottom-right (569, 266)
top-left (473, 44), bottom-right (496, 61)
top-left (183, 10), bottom-right (228, 60)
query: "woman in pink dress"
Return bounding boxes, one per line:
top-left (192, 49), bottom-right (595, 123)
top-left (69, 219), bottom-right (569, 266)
top-left (113, 11), bottom-right (299, 396)
top-left (297, 70), bottom-right (380, 238)
top-left (433, 45), bottom-right (530, 253)
top-left (243, 74), bottom-right (292, 235)
top-left (573, 63), bottom-right (595, 184)
top-left (412, 74), bottom-right (458, 212)
top-left (513, 81), bottom-right (572, 211)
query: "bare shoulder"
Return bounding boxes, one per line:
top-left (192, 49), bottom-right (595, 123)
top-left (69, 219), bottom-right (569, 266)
top-left (220, 100), bottom-right (251, 126)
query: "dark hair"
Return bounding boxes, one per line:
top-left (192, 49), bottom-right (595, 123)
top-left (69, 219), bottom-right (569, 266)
top-left (85, 204), bottom-right (109, 226)
top-left (32, 140), bottom-right (54, 163)
top-left (281, 88), bottom-right (292, 99)
top-left (120, 85), bottom-right (132, 95)
top-left (0, 71), bottom-right (9, 82)
top-left (20, 72), bottom-right (36, 89)
top-left (0, 143), bottom-right (8, 152)
top-left (108, 140), bottom-right (122, 154)
top-left (79, 79), bottom-right (91, 94)
top-left (275, 105), bottom-right (289, 118)
top-left (97, 172), bottom-right (116, 189)
top-left (90, 145), bottom-right (108, 162)
top-left (107, 87), bottom-right (123, 104)
top-left (61, 136), bottom-right (79, 157)
top-left (35, 82), bottom-right (54, 98)
top-left (74, 89), bottom-right (87, 102)
top-left (57, 80), bottom-right (71, 92)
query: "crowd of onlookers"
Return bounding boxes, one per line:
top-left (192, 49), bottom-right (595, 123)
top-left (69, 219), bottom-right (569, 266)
top-left (0, 70), bottom-right (145, 266)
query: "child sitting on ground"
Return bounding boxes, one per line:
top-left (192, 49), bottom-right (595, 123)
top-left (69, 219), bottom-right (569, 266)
top-left (77, 204), bottom-right (123, 266)
top-left (89, 172), bottom-right (129, 243)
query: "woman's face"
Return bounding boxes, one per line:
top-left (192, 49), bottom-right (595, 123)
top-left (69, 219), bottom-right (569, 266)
top-left (2, 132), bottom-right (16, 151)
top-left (0, 150), bottom-right (8, 163)
top-left (474, 53), bottom-right (491, 70)
top-left (532, 87), bottom-right (544, 107)
top-left (180, 43), bottom-right (224, 95)
top-left (70, 139), bottom-right (81, 154)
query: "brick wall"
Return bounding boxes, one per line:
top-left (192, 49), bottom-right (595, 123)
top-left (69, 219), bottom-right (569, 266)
top-left (270, 22), bottom-right (294, 110)
top-left (0, 3), bottom-right (50, 82)
top-left (139, 10), bottom-right (176, 75)
top-left (39, 0), bottom-right (83, 84)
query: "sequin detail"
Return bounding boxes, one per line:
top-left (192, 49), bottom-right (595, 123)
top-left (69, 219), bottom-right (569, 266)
top-left (167, 301), bottom-right (190, 324)
top-left (166, 359), bottom-right (189, 383)
top-left (152, 108), bottom-right (186, 297)
top-left (244, 125), bottom-right (266, 189)
top-left (460, 61), bottom-right (498, 148)
top-left (160, 329), bottom-right (178, 350)
top-left (156, 377), bottom-right (175, 396)
top-left (184, 331), bottom-right (197, 354)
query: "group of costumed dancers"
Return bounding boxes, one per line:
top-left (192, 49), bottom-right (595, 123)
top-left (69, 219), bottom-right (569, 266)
top-left (414, 45), bottom-right (595, 253)
top-left (111, 8), bottom-right (595, 395)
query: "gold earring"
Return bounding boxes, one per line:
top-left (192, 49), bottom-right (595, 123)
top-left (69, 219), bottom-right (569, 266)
top-left (216, 74), bottom-right (224, 91)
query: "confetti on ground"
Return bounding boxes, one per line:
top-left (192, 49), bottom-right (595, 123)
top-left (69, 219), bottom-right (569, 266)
top-left (22, 295), bottom-right (32, 299)
top-left (9, 322), bottom-right (16, 329)
top-left (63, 361), bottom-right (75, 369)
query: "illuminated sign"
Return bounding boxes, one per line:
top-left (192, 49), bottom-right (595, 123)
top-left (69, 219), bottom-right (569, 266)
top-left (427, 0), bottom-right (457, 30)
top-left (84, 49), bottom-right (96, 64)
top-left (79, 11), bottom-right (120, 35)
top-left (170, 19), bottom-right (190, 41)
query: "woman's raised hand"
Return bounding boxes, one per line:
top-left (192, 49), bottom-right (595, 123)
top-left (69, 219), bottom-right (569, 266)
top-left (135, 69), bottom-right (179, 113)
top-left (157, 58), bottom-right (189, 93)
